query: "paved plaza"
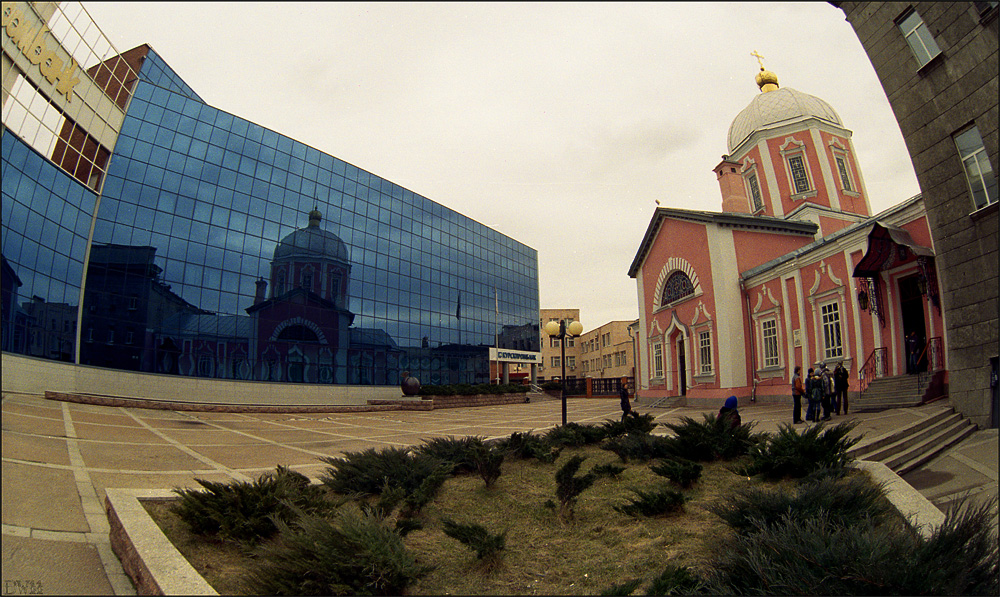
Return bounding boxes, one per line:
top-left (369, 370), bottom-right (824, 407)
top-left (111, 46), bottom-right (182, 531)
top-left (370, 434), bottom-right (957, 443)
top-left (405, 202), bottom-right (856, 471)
top-left (2, 392), bottom-right (996, 595)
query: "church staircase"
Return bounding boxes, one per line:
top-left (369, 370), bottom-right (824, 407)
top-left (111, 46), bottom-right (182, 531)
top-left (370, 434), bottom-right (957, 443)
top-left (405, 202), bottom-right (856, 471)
top-left (854, 371), bottom-right (947, 412)
top-left (848, 403), bottom-right (977, 475)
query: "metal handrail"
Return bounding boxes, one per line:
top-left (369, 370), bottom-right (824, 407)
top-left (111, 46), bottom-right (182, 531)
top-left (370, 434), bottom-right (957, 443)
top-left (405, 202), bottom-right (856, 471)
top-left (859, 346), bottom-right (887, 398)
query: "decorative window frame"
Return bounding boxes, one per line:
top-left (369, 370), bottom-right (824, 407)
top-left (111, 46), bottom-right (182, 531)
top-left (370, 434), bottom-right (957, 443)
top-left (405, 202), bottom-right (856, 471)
top-left (690, 301), bottom-right (715, 381)
top-left (648, 319), bottom-right (665, 382)
top-left (653, 257), bottom-right (703, 313)
top-left (751, 286), bottom-right (785, 374)
top-left (741, 157), bottom-right (765, 213)
top-left (270, 317), bottom-right (329, 344)
top-left (806, 261), bottom-right (850, 366)
top-left (828, 139), bottom-right (860, 197)
top-left (779, 137), bottom-right (817, 200)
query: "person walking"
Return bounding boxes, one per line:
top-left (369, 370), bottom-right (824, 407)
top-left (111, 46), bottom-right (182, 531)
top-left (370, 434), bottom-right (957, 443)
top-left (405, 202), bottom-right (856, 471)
top-left (833, 361), bottom-right (849, 415)
top-left (792, 365), bottom-right (805, 423)
top-left (619, 377), bottom-right (639, 422)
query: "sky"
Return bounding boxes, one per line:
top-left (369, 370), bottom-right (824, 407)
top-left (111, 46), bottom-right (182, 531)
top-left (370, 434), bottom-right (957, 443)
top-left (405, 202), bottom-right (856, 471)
top-left (83, 2), bottom-right (921, 331)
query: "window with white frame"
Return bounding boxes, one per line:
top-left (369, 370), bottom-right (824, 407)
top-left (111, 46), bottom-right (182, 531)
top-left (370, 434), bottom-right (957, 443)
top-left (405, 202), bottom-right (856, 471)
top-left (747, 172), bottom-right (764, 212)
top-left (551, 356), bottom-right (561, 368)
top-left (566, 356), bottom-right (576, 368)
top-left (896, 9), bottom-right (941, 68)
top-left (821, 301), bottom-right (844, 360)
top-left (652, 342), bottom-right (664, 379)
top-left (834, 155), bottom-right (853, 192)
top-left (954, 126), bottom-right (997, 210)
top-left (761, 318), bottom-right (779, 368)
top-left (698, 330), bottom-right (712, 375)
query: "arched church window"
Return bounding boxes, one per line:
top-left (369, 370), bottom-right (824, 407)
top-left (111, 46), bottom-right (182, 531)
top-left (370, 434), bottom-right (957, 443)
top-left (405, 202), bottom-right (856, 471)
top-left (661, 271), bottom-right (695, 306)
top-left (277, 324), bottom-right (319, 342)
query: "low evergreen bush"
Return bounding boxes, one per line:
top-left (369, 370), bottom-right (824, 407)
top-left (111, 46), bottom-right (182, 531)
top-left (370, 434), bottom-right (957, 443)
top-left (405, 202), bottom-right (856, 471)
top-left (544, 422), bottom-right (607, 447)
top-left (613, 487), bottom-right (686, 517)
top-left (645, 564), bottom-right (707, 595)
top-left (709, 471), bottom-right (893, 535)
top-left (470, 444), bottom-right (505, 487)
top-left (600, 413), bottom-right (658, 438)
top-left (441, 518), bottom-right (507, 563)
top-left (246, 505), bottom-right (431, 596)
top-left (735, 421), bottom-right (859, 479)
top-left (555, 455), bottom-right (597, 518)
top-left (498, 431), bottom-right (561, 463)
top-left (419, 383), bottom-right (528, 396)
top-left (172, 465), bottom-right (333, 544)
top-left (601, 431), bottom-right (674, 462)
top-left (591, 462), bottom-right (626, 479)
top-left (319, 446), bottom-right (448, 497)
top-left (659, 413), bottom-right (762, 462)
top-left (705, 497), bottom-right (999, 596)
top-left (417, 436), bottom-right (488, 475)
top-left (599, 578), bottom-right (643, 596)
top-left (650, 458), bottom-right (703, 488)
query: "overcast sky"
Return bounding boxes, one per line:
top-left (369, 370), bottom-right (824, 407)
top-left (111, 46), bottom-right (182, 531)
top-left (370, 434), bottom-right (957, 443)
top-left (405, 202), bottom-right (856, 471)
top-left (84, 2), bottom-right (921, 331)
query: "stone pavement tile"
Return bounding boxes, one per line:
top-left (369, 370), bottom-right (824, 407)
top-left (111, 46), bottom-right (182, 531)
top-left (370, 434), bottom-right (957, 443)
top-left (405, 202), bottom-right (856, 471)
top-left (151, 427), bottom-right (266, 446)
top-left (2, 535), bottom-right (114, 596)
top-left (2, 462), bottom-right (89, 532)
top-left (241, 428), bottom-right (335, 444)
top-left (88, 472), bottom-right (234, 503)
top-left (76, 441), bottom-right (209, 472)
top-left (64, 410), bottom-right (142, 427)
top-left (1, 400), bottom-right (63, 420)
top-left (186, 443), bottom-right (317, 469)
top-left (139, 417), bottom-right (227, 431)
top-left (71, 423), bottom-right (169, 444)
top-left (1, 412), bottom-right (67, 437)
top-left (2, 432), bottom-right (71, 467)
top-left (903, 457), bottom-right (990, 502)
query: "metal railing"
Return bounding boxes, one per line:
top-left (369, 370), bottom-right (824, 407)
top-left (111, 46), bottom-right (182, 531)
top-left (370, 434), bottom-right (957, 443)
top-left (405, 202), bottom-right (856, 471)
top-left (859, 346), bottom-right (888, 398)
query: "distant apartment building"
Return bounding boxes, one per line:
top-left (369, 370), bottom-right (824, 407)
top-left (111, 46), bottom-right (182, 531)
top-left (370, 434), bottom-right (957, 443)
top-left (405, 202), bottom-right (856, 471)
top-left (539, 308), bottom-right (582, 381)
top-left (580, 320), bottom-right (638, 381)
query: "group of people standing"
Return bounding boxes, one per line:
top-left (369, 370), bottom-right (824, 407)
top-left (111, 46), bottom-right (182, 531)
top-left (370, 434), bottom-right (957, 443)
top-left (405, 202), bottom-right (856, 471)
top-left (791, 362), bottom-right (849, 423)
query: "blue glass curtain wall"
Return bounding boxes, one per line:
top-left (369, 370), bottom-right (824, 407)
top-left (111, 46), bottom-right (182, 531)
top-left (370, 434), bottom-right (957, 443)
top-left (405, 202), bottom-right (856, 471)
top-left (2, 129), bottom-right (95, 360)
top-left (65, 79), bottom-right (538, 385)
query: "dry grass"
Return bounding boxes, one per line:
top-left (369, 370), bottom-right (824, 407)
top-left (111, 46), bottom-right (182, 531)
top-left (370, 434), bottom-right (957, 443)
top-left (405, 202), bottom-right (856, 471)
top-left (146, 445), bottom-right (756, 595)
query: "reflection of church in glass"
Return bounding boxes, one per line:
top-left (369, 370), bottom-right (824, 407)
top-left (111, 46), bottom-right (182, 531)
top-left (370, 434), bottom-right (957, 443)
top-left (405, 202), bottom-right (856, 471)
top-left (150, 209), bottom-right (401, 385)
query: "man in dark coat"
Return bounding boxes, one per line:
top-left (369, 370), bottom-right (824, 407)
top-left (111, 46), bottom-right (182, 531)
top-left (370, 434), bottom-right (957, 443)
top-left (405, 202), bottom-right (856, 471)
top-left (619, 378), bottom-right (639, 422)
top-left (833, 362), bottom-right (849, 415)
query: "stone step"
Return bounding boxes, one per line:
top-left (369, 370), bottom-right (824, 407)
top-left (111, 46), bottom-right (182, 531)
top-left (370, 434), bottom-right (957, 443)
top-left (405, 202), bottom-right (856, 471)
top-left (890, 419), bottom-right (978, 476)
top-left (849, 407), bottom-right (954, 460)
top-left (857, 412), bottom-right (962, 462)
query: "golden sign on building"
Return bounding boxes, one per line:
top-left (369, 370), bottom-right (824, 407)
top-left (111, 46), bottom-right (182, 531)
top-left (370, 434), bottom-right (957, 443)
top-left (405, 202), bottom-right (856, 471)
top-left (2, 2), bottom-right (80, 102)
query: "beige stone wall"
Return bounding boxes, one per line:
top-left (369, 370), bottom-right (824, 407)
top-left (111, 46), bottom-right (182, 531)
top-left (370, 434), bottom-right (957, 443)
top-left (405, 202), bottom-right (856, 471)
top-left (539, 308), bottom-right (582, 381)
top-left (580, 320), bottom-right (637, 381)
top-left (2, 353), bottom-right (397, 406)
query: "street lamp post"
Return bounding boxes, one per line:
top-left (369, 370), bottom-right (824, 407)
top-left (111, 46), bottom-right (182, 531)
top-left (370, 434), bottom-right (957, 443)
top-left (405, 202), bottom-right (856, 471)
top-left (544, 319), bottom-right (583, 426)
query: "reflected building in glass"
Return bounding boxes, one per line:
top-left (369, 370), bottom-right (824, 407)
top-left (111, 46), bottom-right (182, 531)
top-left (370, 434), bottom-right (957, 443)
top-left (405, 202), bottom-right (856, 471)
top-left (3, 4), bottom-right (539, 391)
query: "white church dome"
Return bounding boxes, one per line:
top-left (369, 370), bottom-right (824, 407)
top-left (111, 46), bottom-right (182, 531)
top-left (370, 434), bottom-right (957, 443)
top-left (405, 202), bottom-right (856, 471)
top-left (727, 86), bottom-right (842, 154)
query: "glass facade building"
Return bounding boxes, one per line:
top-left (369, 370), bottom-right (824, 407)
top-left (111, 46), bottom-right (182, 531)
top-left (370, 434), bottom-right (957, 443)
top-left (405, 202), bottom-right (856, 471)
top-left (3, 43), bottom-right (539, 387)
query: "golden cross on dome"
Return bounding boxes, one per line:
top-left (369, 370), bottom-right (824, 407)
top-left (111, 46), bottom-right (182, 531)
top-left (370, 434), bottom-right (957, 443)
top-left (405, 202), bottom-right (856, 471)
top-left (751, 50), bottom-right (765, 70)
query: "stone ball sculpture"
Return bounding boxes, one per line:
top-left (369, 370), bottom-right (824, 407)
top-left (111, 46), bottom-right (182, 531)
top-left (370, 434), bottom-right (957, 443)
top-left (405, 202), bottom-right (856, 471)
top-left (400, 371), bottom-right (421, 396)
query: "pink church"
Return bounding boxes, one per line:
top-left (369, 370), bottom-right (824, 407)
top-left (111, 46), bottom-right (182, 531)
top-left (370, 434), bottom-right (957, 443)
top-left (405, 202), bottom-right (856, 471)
top-left (628, 66), bottom-right (945, 408)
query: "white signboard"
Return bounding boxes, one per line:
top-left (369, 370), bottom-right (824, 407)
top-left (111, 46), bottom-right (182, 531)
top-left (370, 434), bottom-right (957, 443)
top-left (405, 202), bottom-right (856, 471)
top-left (489, 347), bottom-right (542, 365)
